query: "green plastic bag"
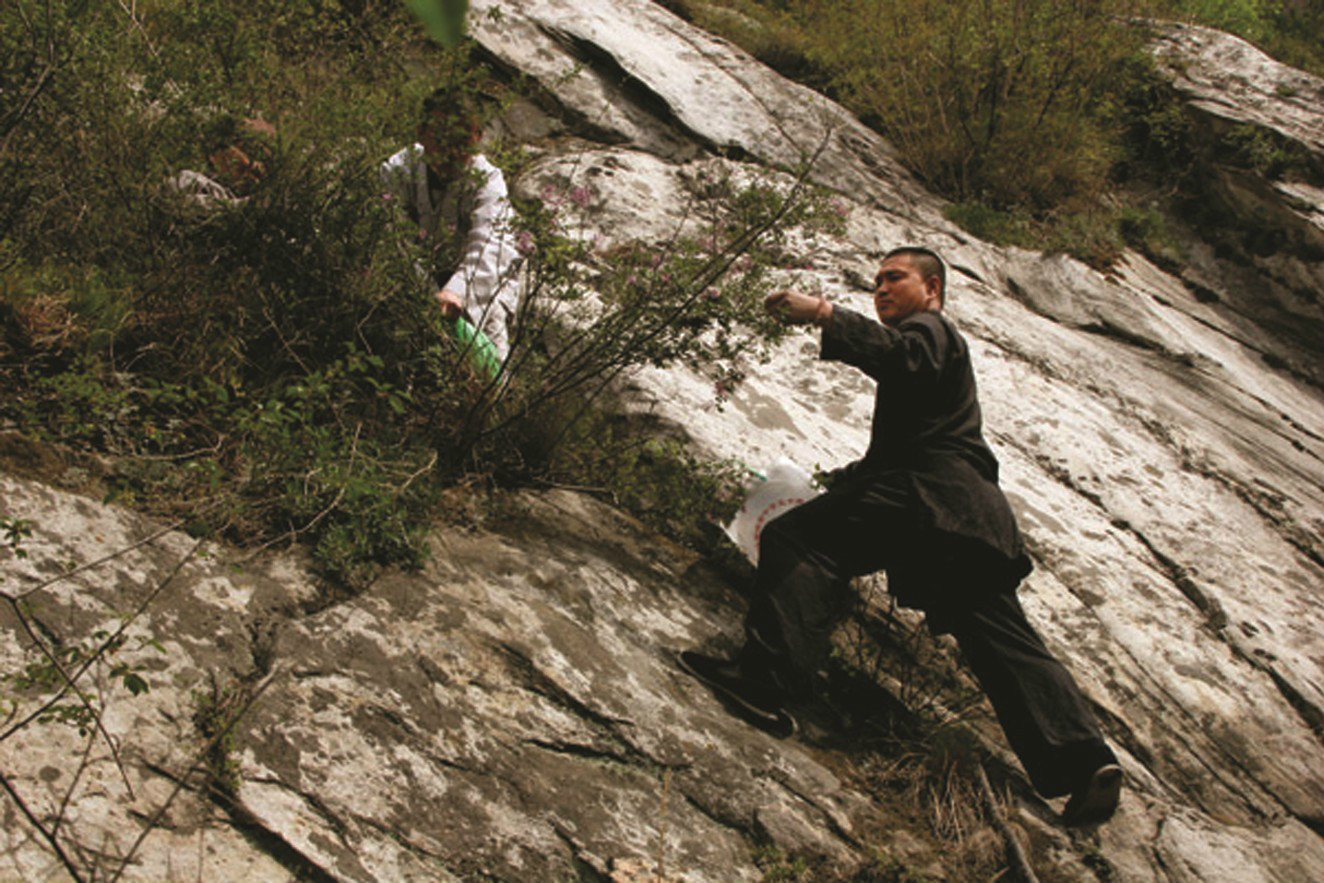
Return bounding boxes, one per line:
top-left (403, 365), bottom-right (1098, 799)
top-left (451, 316), bottom-right (503, 380)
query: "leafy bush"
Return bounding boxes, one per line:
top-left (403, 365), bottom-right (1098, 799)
top-left (1259, 1), bottom-right (1324, 76)
top-left (691, 0), bottom-right (1151, 212)
top-left (1, 0), bottom-right (839, 589)
top-left (682, 0), bottom-right (1322, 262)
top-left (1169, 0), bottom-right (1269, 38)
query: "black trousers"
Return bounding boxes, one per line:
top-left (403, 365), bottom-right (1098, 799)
top-left (745, 479), bottom-right (1116, 798)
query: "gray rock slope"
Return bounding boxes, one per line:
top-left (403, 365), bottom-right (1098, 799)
top-left (2, 4), bottom-right (1322, 882)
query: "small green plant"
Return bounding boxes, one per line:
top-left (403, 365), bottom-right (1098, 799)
top-left (2, 515), bottom-right (31, 557)
top-left (4, 627), bottom-right (156, 735)
top-left (757, 848), bottom-right (807, 883)
top-left (1220, 122), bottom-right (1311, 180)
top-left (1169, 0), bottom-right (1268, 42)
top-left (192, 676), bottom-right (249, 797)
top-left (756, 844), bottom-right (938, 883)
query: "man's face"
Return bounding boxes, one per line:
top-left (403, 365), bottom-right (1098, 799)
top-left (872, 254), bottom-right (941, 326)
top-left (418, 110), bottom-right (478, 179)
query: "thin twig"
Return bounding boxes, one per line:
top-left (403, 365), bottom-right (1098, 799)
top-left (51, 723), bottom-right (99, 839)
top-left (394, 449), bottom-right (438, 498)
top-left (0, 540), bottom-right (202, 761)
top-left (235, 421), bottom-right (364, 561)
top-left (975, 762), bottom-right (1039, 883)
top-left (293, 421), bottom-right (363, 536)
top-left (0, 769), bottom-right (88, 883)
top-left (115, 0), bottom-right (159, 58)
top-left (108, 668), bottom-right (280, 883)
top-left (655, 767), bottom-right (672, 883)
top-left (0, 0), bottom-right (57, 157)
top-left (10, 520), bottom-right (187, 601)
top-left (529, 479), bottom-right (612, 497)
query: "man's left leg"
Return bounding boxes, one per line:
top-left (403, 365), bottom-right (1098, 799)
top-left (945, 590), bottom-right (1121, 824)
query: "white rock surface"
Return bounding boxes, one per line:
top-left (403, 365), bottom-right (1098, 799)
top-left (1149, 20), bottom-right (1324, 153)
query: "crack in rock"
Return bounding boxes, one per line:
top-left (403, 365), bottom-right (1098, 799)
top-left (245, 776), bottom-right (355, 846)
top-left (498, 643), bottom-right (637, 732)
top-left (1125, 529), bottom-right (1229, 632)
top-left (1017, 449), bottom-right (1320, 822)
top-left (536, 22), bottom-right (703, 160)
top-left (550, 822), bottom-right (615, 883)
top-left (525, 736), bottom-right (639, 767)
top-left (218, 789), bottom-right (346, 883)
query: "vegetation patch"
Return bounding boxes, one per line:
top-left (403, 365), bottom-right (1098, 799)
top-left (675, 0), bottom-right (1323, 264)
top-left (1, 0), bottom-right (841, 591)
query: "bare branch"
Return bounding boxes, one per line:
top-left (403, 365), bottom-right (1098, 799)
top-left (9, 520), bottom-right (187, 602)
top-left (0, 539), bottom-right (202, 759)
top-left (976, 762), bottom-right (1039, 883)
top-left (0, 768), bottom-right (88, 883)
top-left (108, 668), bottom-right (280, 883)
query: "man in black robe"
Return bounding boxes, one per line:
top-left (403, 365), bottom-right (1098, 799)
top-left (680, 246), bottom-right (1122, 826)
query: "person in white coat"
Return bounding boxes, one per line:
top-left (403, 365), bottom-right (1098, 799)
top-left (380, 87), bottom-right (522, 361)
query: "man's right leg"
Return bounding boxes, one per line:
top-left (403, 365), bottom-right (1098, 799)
top-left (679, 481), bottom-right (897, 733)
top-left (741, 476), bottom-right (912, 689)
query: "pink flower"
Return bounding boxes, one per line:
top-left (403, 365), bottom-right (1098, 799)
top-left (570, 185), bottom-right (594, 209)
top-left (516, 230), bottom-right (536, 255)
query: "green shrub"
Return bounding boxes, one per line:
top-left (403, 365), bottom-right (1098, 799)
top-left (1259, 1), bottom-right (1324, 76)
top-left (703, 0), bottom-right (1150, 212)
top-left (1219, 121), bottom-right (1316, 180)
top-left (1167, 0), bottom-right (1269, 41)
top-left (1, 1), bottom-right (841, 589)
top-left (689, 0), bottom-right (1322, 262)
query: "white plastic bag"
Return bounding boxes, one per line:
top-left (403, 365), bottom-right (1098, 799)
top-left (726, 458), bottom-right (821, 565)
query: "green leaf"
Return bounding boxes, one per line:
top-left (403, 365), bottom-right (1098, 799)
top-left (404, 0), bottom-right (469, 49)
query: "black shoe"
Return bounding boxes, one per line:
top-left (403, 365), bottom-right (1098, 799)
top-left (1061, 763), bottom-right (1122, 827)
top-left (677, 651), bottom-right (798, 738)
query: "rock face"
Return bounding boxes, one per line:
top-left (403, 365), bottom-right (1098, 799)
top-left (1147, 21), bottom-right (1324, 389)
top-left (0, 474), bottom-right (890, 883)
top-left (2, 4), bottom-right (1323, 883)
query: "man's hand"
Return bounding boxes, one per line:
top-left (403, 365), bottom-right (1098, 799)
top-left (435, 289), bottom-right (464, 320)
top-left (764, 290), bottom-right (833, 326)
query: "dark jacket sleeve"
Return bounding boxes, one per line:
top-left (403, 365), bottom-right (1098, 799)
top-left (819, 308), bottom-right (949, 390)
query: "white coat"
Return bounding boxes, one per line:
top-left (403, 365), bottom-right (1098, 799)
top-left (379, 146), bottom-right (521, 359)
